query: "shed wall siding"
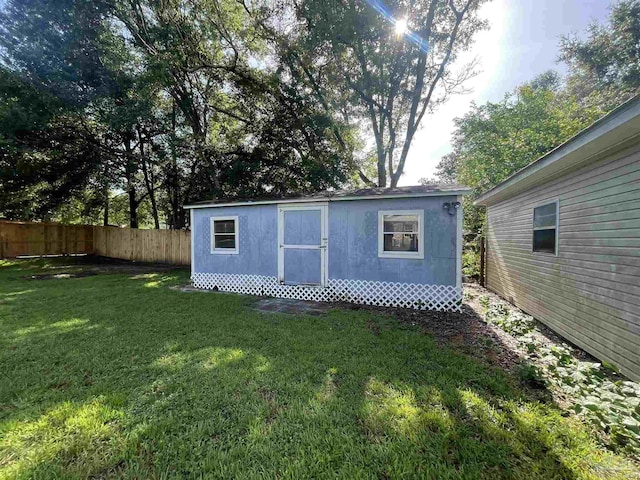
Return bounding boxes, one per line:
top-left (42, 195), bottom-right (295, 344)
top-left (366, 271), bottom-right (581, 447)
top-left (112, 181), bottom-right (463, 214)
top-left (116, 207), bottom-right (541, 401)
top-left (192, 196), bottom-right (459, 286)
top-left (328, 196), bottom-right (458, 285)
top-left (486, 142), bottom-right (640, 380)
top-left (192, 204), bottom-right (278, 276)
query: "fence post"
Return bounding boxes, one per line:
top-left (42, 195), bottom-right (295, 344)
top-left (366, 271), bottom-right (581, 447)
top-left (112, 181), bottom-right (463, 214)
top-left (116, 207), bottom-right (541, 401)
top-left (479, 235), bottom-right (486, 287)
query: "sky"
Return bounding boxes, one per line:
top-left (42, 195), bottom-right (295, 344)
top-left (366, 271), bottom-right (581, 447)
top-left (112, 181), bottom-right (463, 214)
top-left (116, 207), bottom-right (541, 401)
top-left (400, 0), bottom-right (613, 185)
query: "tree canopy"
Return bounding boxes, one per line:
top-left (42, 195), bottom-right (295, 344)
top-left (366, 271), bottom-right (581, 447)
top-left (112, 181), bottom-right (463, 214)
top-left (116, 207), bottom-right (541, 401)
top-left (0, 0), bottom-right (488, 227)
top-left (434, 0), bottom-right (640, 234)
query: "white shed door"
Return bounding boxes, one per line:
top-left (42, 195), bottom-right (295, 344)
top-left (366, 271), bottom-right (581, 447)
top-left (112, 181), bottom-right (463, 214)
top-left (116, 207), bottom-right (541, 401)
top-left (277, 204), bottom-right (328, 286)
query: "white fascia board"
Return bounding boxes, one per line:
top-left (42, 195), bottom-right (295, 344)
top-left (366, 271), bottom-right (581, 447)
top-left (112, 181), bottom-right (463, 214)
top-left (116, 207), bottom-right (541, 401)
top-left (184, 190), bottom-right (471, 209)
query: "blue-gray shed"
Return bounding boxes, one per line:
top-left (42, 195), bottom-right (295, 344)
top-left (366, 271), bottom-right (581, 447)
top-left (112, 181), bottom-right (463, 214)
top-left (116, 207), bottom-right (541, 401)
top-left (185, 185), bottom-right (470, 311)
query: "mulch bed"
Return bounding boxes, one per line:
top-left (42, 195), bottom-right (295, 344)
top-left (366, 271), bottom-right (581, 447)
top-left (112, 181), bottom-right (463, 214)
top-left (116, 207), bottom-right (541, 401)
top-left (341, 297), bottom-right (525, 373)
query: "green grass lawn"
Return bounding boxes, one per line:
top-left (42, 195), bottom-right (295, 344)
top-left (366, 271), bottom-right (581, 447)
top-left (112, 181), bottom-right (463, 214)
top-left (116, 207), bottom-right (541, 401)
top-left (0, 258), bottom-right (638, 479)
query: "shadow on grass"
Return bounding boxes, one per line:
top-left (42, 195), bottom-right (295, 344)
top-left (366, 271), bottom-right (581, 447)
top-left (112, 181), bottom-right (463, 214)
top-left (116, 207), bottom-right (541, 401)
top-left (0, 259), bottom-right (637, 479)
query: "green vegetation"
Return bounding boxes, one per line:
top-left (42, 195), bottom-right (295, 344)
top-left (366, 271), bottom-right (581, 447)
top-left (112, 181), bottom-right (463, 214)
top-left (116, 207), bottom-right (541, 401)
top-left (484, 302), bottom-right (534, 337)
top-left (1, 259), bottom-right (638, 479)
top-left (0, 0), bottom-right (488, 226)
top-left (479, 294), bottom-right (640, 459)
top-left (462, 248), bottom-right (480, 279)
top-left (435, 0), bottom-right (640, 236)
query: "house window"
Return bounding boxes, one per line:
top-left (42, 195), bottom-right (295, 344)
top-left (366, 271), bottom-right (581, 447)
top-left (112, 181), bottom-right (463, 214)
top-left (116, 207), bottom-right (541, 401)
top-left (533, 202), bottom-right (558, 254)
top-left (378, 210), bottom-right (424, 259)
top-left (211, 216), bottom-right (239, 254)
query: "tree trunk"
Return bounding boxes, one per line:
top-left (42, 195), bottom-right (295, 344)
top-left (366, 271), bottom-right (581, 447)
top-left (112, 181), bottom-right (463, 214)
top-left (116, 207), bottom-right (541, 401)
top-left (166, 159), bottom-right (182, 230)
top-left (138, 128), bottom-right (160, 229)
top-left (124, 136), bottom-right (139, 229)
top-left (166, 103), bottom-right (183, 230)
top-left (128, 186), bottom-right (138, 228)
top-left (377, 157), bottom-right (387, 187)
top-left (103, 188), bottom-right (109, 226)
top-left (148, 180), bottom-right (160, 229)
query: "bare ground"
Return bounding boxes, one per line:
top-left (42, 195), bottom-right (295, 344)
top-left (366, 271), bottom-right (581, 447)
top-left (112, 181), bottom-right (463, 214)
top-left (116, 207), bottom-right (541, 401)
top-left (20, 255), bottom-right (186, 280)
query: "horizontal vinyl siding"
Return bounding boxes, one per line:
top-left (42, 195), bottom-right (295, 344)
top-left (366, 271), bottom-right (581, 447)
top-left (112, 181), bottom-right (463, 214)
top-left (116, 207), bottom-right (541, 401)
top-left (486, 142), bottom-right (640, 380)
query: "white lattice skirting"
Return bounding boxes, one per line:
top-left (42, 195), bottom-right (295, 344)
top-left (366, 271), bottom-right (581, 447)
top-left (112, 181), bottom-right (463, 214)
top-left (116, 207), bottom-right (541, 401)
top-left (191, 273), bottom-right (462, 312)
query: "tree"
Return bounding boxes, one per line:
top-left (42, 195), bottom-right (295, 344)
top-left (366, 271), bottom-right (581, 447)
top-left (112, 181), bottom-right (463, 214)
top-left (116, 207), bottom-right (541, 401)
top-left (283, 0), bottom-right (488, 187)
top-left (438, 72), bottom-right (605, 233)
top-left (438, 0), bottom-right (640, 234)
top-left (114, 0), bottom-right (353, 226)
top-left (0, 0), bottom-right (354, 227)
top-left (559, 0), bottom-right (640, 107)
top-left (0, 0), bottom-right (147, 225)
top-left (0, 66), bottom-right (108, 220)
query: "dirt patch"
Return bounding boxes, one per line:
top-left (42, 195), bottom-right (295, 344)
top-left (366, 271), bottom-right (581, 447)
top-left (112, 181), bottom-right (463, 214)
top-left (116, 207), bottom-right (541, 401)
top-left (252, 297), bottom-right (334, 316)
top-left (20, 255), bottom-right (185, 280)
top-left (25, 272), bottom-right (99, 280)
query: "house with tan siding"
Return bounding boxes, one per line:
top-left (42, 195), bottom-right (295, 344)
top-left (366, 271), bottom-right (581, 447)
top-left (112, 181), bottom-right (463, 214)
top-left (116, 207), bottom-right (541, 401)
top-left (475, 96), bottom-right (640, 381)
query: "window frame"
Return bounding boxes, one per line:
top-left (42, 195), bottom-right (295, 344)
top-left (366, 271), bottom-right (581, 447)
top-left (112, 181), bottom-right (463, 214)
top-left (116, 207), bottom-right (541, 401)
top-left (532, 200), bottom-right (559, 256)
top-left (210, 216), bottom-right (239, 255)
top-left (377, 210), bottom-right (424, 260)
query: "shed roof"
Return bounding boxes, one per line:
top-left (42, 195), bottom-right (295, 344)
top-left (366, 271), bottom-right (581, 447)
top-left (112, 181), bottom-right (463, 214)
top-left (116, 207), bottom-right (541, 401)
top-left (475, 94), bottom-right (640, 207)
top-left (185, 184), bottom-right (470, 209)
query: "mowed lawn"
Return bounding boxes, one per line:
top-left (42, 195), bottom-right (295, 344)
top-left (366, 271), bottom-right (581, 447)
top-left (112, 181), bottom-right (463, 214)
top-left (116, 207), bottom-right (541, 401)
top-left (0, 259), bottom-right (637, 479)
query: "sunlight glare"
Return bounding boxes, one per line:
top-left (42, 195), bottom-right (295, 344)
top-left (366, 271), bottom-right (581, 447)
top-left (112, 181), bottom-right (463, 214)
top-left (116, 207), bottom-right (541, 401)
top-left (395, 17), bottom-right (408, 36)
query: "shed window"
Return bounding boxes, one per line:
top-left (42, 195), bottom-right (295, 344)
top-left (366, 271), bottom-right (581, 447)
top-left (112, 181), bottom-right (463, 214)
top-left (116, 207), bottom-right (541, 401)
top-left (378, 210), bottom-right (424, 259)
top-left (533, 202), bottom-right (558, 254)
top-left (211, 216), bottom-right (239, 254)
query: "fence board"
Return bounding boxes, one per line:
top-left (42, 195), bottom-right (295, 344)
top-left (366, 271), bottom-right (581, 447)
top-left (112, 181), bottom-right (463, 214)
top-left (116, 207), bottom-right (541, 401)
top-left (92, 225), bottom-right (190, 265)
top-left (0, 220), bottom-right (95, 258)
top-left (0, 220), bottom-right (190, 265)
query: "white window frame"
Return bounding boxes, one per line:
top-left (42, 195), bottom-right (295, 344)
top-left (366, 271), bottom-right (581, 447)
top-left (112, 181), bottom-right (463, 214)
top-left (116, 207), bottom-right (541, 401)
top-left (378, 210), bottom-right (424, 259)
top-left (210, 216), bottom-right (239, 255)
top-left (532, 199), bottom-right (559, 256)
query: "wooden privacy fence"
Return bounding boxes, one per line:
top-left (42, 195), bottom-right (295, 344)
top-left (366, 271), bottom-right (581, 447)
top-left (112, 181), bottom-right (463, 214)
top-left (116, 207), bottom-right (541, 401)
top-left (0, 220), bottom-right (94, 258)
top-left (0, 220), bottom-right (191, 265)
top-left (93, 226), bottom-right (190, 265)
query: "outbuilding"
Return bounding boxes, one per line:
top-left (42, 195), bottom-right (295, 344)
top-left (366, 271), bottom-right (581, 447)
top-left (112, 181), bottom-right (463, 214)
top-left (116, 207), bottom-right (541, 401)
top-left (475, 95), bottom-right (640, 380)
top-left (186, 185), bottom-right (468, 311)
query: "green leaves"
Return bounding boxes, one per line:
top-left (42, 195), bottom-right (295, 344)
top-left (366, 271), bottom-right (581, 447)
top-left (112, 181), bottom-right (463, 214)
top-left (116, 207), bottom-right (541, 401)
top-left (442, 1), bottom-right (640, 235)
top-left (436, 72), bottom-right (601, 234)
top-left (0, 0), bottom-right (356, 225)
top-left (484, 301), bottom-right (534, 337)
top-left (559, 0), bottom-right (640, 100)
top-left (288, 0), bottom-right (490, 186)
top-left (480, 293), bottom-right (640, 459)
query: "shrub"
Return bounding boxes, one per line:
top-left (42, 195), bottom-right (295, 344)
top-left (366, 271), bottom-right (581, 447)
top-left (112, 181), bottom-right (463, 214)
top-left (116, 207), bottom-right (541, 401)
top-left (462, 249), bottom-right (480, 278)
top-left (478, 294), bottom-right (490, 312)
